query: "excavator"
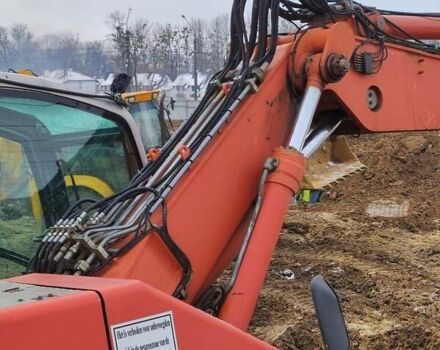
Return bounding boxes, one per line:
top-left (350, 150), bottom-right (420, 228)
top-left (1, 1), bottom-right (440, 349)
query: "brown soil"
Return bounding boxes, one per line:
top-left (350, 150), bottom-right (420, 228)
top-left (251, 132), bottom-right (440, 349)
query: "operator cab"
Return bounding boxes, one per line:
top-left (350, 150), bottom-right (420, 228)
top-left (0, 73), bottom-right (147, 278)
top-left (123, 90), bottom-right (171, 149)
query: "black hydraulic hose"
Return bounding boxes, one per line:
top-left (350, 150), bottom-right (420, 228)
top-left (92, 0), bottom-right (244, 198)
top-left (235, 0), bottom-right (250, 70)
top-left (34, 241), bottom-right (48, 272)
top-left (188, 0), bottom-right (280, 152)
top-left (100, 196), bottom-right (134, 216)
top-left (0, 248), bottom-right (29, 267)
top-left (28, 241), bottom-right (44, 272)
top-left (62, 198), bottom-right (98, 220)
top-left (299, 0), bottom-right (324, 14)
top-left (39, 240), bottom-right (58, 273)
top-left (167, 1), bottom-right (253, 154)
top-left (45, 240), bottom-right (66, 273)
top-left (242, 0), bottom-right (280, 75)
top-left (81, 0), bottom-right (280, 226)
top-left (255, 0), bottom-right (270, 60)
top-left (247, 0), bottom-right (261, 61)
top-left (130, 83), bottom-right (220, 182)
top-left (101, 187), bottom-right (159, 215)
top-left (34, 240), bottom-right (48, 272)
top-left (378, 10), bottom-right (440, 17)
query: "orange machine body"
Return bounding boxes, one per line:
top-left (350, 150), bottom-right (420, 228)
top-left (219, 149), bottom-right (306, 329)
top-left (2, 274), bottom-right (274, 350)
top-left (326, 40), bottom-right (440, 132)
top-left (383, 16), bottom-right (440, 40)
top-left (99, 42), bottom-right (297, 303)
top-left (98, 15), bottom-right (440, 306)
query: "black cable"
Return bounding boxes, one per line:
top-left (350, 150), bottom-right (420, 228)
top-left (247, 0), bottom-right (261, 61)
top-left (383, 17), bottom-right (425, 43)
top-left (61, 198), bottom-right (98, 220)
top-left (365, 6), bottom-right (440, 18)
top-left (0, 248), bottom-right (29, 267)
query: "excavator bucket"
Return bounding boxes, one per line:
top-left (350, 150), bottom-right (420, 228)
top-left (301, 136), bottom-right (366, 190)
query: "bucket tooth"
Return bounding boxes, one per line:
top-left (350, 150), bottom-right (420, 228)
top-left (301, 136), bottom-right (365, 190)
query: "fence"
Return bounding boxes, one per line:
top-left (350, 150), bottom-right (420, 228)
top-left (165, 98), bottom-right (200, 121)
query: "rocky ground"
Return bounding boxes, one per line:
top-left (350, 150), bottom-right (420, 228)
top-left (251, 132), bottom-right (440, 349)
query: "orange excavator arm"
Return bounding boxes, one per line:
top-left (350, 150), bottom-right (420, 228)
top-left (3, 2), bottom-right (440, 349)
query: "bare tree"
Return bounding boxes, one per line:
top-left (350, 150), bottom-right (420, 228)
top-left (82, 41), bottom-right (114, 78)
top-left (9, 24), bottom-right (36, 69)
top-left (206, 14), bottom-right (230, 72)
top-left (38, 32), bottom-right (81, 72)
top-left (151, 23), bottom-right (188, 80)
top-left (130, 20), bottom-right (152, 87)
top-left (0, 13), bottom-right (234, 83)
top-left (279, 18), bottom-right (297, 34)
top-left (0, 26), bottom-right (10, 69)
top-left (107, 10), bottom-right (152, 88)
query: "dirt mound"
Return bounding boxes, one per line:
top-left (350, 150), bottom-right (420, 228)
top-left (251, 132), bottom-right (440, 349)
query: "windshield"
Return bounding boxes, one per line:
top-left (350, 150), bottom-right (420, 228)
top-left (0, 91), bottom-right (139, 278)
top-left (129, 100), bottom-right (163, 148)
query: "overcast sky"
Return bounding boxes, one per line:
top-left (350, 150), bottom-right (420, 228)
top-left (0, 0), bottom-right (439, 41)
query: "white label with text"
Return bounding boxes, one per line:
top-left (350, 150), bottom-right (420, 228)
top-left (111, 311), bottom-right (178, 350)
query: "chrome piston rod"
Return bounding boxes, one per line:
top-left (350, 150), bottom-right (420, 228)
top-left (289, 85), bottom-right (322, 152)
top-left (302, 118), bottom-right (342, 159)
top-left (287, 85), bottom-right (343, 159)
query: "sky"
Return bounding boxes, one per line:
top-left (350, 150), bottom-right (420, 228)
top-left (0, 0), bottom-right (439, 41)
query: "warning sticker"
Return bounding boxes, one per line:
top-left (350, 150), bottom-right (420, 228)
top-left (111, 311), bottom-right (178, 350)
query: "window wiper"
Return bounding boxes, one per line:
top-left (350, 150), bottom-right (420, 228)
top-left (0, 247), bottom-right (29, 267)
top-left (56, 159), bottom-right (80, 202)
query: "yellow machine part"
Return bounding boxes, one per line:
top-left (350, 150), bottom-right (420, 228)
top-left (122, 90), bottom-right (160, 104)
top-left (30, 176), bottom-right (114, 223)
top-left (301, 136), bottom-right (366, 190)
top-left (63, 175), bottom-right (114, 198)
top-left (0, 138), bottom-right (113, 222)
top-left (16, 69), bottom-right (38, 77)
top-left (0, 138), bottom-right (26, 201)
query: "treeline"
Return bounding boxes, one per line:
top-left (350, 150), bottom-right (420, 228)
top-left (0, 12), bottom-right (230, 80)
top-left (0, 24), bottom-right (113, 78)
top-left (108, 11), bottom-right (230, 82)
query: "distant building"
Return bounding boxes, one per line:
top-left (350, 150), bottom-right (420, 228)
top-left (165, 72), bottom-right (209, 100)
top-left (97, 71), bottom-right (212, 120)
top-left (42, 69), bottom-right (99, 93)
top-left (99, 73), bottom-right (172, 93)
top-left (136, 73), bottom-right (172, 91)
top-left (99, 73), bottom-right (115, 93)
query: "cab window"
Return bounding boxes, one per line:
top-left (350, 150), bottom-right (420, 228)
top-left (0, 92), bottom-right (139, 278)
top-left (129, 100), bottom-right (163, 148)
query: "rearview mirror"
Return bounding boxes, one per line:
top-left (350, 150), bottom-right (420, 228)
top-left (311, 275), bottom-right (350, 350)
top-left (169, 97), bottom-right (176, 111)
top-left (111, 73), bottom-right (132, 94)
